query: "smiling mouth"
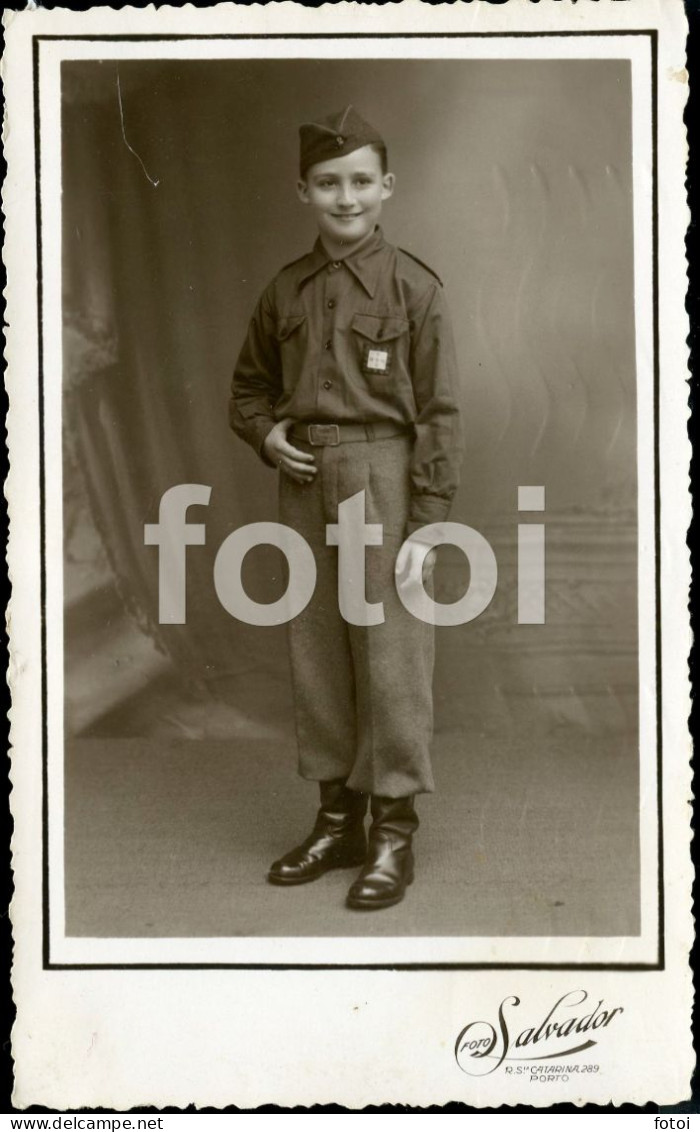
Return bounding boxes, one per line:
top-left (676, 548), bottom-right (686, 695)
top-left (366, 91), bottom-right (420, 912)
top-left (333, 213), bottom-right (363, 220)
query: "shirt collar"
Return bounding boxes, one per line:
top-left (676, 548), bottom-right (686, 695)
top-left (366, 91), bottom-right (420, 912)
top-left (297, 226), bottom-right (387, 298)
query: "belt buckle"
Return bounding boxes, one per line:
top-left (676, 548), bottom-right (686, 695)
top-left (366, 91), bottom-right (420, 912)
top-left (308, 423), bottom-right (340, 446)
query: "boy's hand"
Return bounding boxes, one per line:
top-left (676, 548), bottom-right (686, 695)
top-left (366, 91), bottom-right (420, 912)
top-left (395, 540), bottom-right (437, 591)
top-left (263, 418), bottom-right (317, 484)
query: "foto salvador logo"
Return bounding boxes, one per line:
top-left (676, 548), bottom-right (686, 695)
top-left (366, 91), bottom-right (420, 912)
top-left (455, 989), bottom-right (624, 1078)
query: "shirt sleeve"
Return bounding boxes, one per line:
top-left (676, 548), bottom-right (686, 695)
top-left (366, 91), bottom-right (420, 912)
top-left (229, 289), bottom-right (282, 466)
top-left (407, 282), bottom-right (463, 530)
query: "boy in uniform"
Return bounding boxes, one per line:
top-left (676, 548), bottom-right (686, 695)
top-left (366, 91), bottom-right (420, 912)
top-left (230, 106), bottom-right (462, 910)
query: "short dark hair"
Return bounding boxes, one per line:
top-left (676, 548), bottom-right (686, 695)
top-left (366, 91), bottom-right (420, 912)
top-left (370, 142), bottom-right (389, 175)
top-left (300, 142), bottom-right (390, 181)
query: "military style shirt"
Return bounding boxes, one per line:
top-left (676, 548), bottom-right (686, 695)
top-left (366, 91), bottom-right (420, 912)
top-left (230, 226), bottom-right (462, 527)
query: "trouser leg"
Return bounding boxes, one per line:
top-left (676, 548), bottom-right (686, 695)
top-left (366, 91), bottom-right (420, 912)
top-left (342, 439), bottom-right (435, 797)
top-left (279, 435), bottom-right (435, 797)
top-left (346, 559), bottom-right (435, 797)
top-left (279, 458), bottom-right (357, 782)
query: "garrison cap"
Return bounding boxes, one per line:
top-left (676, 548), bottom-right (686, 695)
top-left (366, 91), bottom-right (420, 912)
top-left (299, 105), bottom-right (385, 177)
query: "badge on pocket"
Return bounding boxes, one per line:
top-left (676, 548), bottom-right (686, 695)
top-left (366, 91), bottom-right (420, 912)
top-left (362, 342), bottom-right (393, 377)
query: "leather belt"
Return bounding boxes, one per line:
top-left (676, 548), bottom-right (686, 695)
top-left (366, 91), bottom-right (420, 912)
top-left (290, 422), bottom-right (408, 447)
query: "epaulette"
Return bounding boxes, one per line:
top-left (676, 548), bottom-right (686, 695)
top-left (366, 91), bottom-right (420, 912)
top-left (398, 247), bottom-right (443, 286)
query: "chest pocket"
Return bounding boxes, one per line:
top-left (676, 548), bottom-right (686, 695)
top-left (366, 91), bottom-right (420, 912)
top-left (351, 313), bottom-right (410, 386)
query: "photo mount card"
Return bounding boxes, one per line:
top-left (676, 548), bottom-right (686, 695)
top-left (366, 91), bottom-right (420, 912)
top-left (4, 0), bottom-right (693, 1109)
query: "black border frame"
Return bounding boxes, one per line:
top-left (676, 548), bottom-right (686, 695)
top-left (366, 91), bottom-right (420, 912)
top-left (37, 29), bottom-right (663, 972)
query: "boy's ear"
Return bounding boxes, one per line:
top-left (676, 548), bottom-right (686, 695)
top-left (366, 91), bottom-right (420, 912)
top-left (381, 172), bottom-right (396, 201)
top-left (297, 179), bottom-right (310, 204)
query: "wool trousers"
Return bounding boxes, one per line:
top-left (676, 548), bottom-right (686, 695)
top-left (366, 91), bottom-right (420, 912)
top-left (278, 433), bottom-right (435, 798)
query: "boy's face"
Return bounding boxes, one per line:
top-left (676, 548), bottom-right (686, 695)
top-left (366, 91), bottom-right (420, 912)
top-left (297, 145), bottom-right (395, 252)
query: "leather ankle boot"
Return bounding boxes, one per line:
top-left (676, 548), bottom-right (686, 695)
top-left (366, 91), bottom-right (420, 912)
top-left (268, 780), bottom-right (368, 885)
top-left (346, 795), bottom-right (418, 910)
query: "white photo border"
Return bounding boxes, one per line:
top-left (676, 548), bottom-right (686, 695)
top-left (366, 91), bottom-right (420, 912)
top-left (37, 32), bottom-right (660, 970)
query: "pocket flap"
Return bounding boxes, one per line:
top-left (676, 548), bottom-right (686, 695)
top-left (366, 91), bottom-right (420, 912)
top-left (351, 313), bottom-right (410, 343)
top-left (276, 314), bottom-right (306, 341)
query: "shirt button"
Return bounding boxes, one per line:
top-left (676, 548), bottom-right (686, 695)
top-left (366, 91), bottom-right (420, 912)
top-left (327, 299), bottom-right (336, 309)
top-left (324, 339), bottom-right (332, 350)
top-left (331, 262), bottom-right (341, 271)
top-left (323, 380), bottom-right (333, 390)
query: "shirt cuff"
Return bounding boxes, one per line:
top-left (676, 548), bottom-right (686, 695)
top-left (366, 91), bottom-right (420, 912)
top-left (250, 418), bottom-right (278, 467)
top-left (407, 493), bottom-right (453, 532)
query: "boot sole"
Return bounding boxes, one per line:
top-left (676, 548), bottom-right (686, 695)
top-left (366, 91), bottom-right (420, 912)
top-left (267, 856), bottom-right (367, 886)
top-left (346, 873), bottom-right (414, 910)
